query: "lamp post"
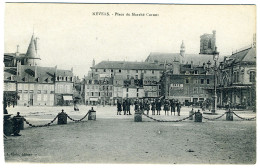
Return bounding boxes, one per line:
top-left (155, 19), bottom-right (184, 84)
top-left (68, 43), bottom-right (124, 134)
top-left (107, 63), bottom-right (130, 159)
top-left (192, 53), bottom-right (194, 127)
top-left (211, 48), bottom-right (219, 114)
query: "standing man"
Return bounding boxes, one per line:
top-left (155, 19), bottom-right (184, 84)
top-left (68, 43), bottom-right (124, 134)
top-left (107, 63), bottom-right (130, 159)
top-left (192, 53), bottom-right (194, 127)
top-left (171, 99), bottom-right (176, 116)
top-left (156, 99), bottom-right (161, 115)
top-left (164, 99), bottom-right (170, 116)
top-left (151, 99), bottom-right (156, 115)
top-left (146, 100), bottom-right (150, 115)
top-left (117, 100), bottom-right (122, 115)
top-left (134, 99), bottom-right (139, 113)
top-left (126, 98), bottom-right (132, 115)
top-left (139, 99), bottom-right (144, 114)
top-left (176, 100), bottom-right (181, 116)
top-left (122, 99), bottom-right (127, 115)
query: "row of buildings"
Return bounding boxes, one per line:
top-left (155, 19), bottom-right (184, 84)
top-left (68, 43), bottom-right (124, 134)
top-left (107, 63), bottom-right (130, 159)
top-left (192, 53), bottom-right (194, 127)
top-left (4, 31), bottom-right (256, 110)
top-left (83, 31), bottom-right (256, 110)
top-left (4, 34), bottom-right (75, 106)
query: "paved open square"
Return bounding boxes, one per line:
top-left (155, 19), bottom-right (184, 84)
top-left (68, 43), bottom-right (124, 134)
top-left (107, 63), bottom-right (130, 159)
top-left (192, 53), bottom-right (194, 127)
top-left (4, 105), bottom-right (256, 164)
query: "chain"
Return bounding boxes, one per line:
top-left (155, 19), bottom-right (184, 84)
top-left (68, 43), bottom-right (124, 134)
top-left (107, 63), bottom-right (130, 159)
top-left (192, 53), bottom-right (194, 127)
top-left (23, 115), bottom-right (59, 128)
top-left (232, 111), bottom-right (256, 121)
top-left (66, 111), bottom-right (90, 122)
top-left (202, 113), bottom-right (226, 121)
top-left (142, 113), bottom-right (195, 122)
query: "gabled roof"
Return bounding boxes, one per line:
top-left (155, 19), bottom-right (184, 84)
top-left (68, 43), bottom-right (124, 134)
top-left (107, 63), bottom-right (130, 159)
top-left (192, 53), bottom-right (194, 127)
top-left (93, 61), bottom-right (164, 70)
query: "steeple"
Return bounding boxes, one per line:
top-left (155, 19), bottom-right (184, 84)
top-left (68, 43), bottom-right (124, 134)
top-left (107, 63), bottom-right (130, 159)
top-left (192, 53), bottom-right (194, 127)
top-left (180, 40), bottom-right (185, 57)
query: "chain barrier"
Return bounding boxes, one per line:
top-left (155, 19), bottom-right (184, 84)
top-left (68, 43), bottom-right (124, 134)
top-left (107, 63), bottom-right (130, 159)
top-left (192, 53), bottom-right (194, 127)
top-left (142, 113), bottom-right (195, 122)
top-left (66, 111), bottom-right (90, 122)
top-left (202, 113), bottom-right (226, 121)
top-left (232, 111), bottom-right (256, 121)
top-left (23, 111), bottom-right (90, 127)
top-left (23, 115), bottom-right (59, 128)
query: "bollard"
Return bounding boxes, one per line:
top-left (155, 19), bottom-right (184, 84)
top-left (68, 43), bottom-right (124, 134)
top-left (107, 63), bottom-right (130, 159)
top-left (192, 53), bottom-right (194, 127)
top-left (4, 114), bottom-right (13, 136)
top-left (12, 112), bottom-right (24, 136)
top-left (194, 110), bottom-right (202, 122)
top-left (134, 110), bottom-right (142, 122)
top-left (57, 109), bottom-right (67, 125)
top-left (226, 109), bottom-right (233, 121)
top-left (88, 107), bottom-right (96, 120)
top-left (189, 108), bottom-right (194, 120)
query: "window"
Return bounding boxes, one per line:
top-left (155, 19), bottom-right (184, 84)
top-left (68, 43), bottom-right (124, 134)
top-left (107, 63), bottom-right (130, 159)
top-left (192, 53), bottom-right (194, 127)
top-left (91, 92), bottom-right (94, 96)
top-left (137, 88), bottom-right (139, 92)
top-left (111, 69), bottom-right (113, 72)
top-left (65, 77), bottom-right (68, 81)
top-left (126, 88), bottom-right (129, 92)
top-left (144, 70), bottom-right (147, 73)
top-left (152, 70), bottom-right (154, 74)
top-left (95, 69), bottom-right (98, 72)
top-left (136, 70), bottom-right (138, 73)
top-left (43, 94), bottom-right (47, 101)
top-left (186, 79), bottom-right (189, 84)
top-left (119, 69), bottom-right (121, 73)
top-left (250, 71), bottom-right (256, 82)
top-left (37, 90), bottom-right (41, 94)
top-left (104, 69), bottom-right (106, 72)
top-left (137, 93), bottom-right (139, 97)
top-left (194, 70), bottom-right (198, 75)
top-left (207, 79), bottom-right (210, 84)
top-left (201, 79), bottom-right (204, 84)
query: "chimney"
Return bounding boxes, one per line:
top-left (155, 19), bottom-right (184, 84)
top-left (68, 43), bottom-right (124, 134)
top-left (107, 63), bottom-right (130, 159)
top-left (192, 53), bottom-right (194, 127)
top-left (191, 61), bottom-right (193, 69)
top-left (15, 45), bottom-right (20, 56)
top-left (92, 59), bottom-right (95, 67)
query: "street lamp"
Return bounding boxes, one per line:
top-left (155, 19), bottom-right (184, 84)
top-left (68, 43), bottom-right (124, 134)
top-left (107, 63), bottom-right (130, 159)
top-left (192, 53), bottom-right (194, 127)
top-left (211, 47), bottom-right (219, 114)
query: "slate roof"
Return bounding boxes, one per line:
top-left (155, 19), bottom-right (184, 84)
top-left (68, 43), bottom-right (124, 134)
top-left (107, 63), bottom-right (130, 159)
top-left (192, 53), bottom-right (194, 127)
top-left (93, 61), bottom-right (164, 70)
top-left (16, 65), bottom-right (73, 83)
top-left (229, 47), bottom-right (256, 63)
top-left (146, 52), bottom-right (220, 66)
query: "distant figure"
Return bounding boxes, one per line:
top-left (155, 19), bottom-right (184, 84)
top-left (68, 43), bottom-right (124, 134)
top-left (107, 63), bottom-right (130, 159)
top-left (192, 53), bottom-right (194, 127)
top-left (156, 100), bottom-right (161, 115)
top-left (151, 100), bottom-right (156, 115)
top-left (134, 99), bottom-right (139, 112)
top-left (126, 99), bottom-right (132, 115)
top-left (146, 101), bottom-right (150, 115)
top-left (117, 100), bottom-right (122, 115)
top-left (139, 99), bottom-right (144, 113)
top-left (176, 100), bottom-right (181, 116)
top-left (170, 99), bottom-right (176, 116)
top-left (122, 99), bottom-right (127, 115)
top-left (164, 99), bottom-right (170, 116)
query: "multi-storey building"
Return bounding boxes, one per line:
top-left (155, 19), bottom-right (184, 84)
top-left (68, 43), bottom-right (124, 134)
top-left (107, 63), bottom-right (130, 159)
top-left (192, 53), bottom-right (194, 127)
top-left (217, 43), bottom-right (256, 109)
top-left (161, 62), bottom-right (214, 105)
top-left (84, 61), bottom-right (164, 105)
top-left (4, 34), bottom-right (74, 106)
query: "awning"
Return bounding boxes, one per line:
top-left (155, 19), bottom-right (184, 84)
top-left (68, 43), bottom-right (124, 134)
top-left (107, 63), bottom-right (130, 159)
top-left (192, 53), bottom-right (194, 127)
top-left (90, 97), bottom-right (98, 101)
top-left (63, 95), bottom-right (73, 101)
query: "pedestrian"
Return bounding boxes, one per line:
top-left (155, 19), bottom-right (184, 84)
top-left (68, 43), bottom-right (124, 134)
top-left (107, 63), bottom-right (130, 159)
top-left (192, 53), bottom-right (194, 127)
top-left (151, 100), bottom-right (156, 115)
top-left (146, 100), bottom-right (150, 115)
top-left (123, 99), bottom-right (127, 115)
top-left (117, 100), bottom-right (122, 115)
top-left (134, 99), bottom-right (139, 112)
top-left (156, 99), bottom-right (161, 115)
top-left (176, 100), bottom-right (181, 116)
top-left (164, 99), bottom-right (170, 115)
top-left (126, 98), bottom-right (132, 115)
top-left (140, 99), bottom-right (144, 114)
top-left (170, 99), bottom-right (176, 115)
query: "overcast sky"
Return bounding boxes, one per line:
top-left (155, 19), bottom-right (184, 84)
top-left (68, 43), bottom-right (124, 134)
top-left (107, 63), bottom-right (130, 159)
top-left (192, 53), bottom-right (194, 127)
top-left (4, 4), bottom-right (256, 78)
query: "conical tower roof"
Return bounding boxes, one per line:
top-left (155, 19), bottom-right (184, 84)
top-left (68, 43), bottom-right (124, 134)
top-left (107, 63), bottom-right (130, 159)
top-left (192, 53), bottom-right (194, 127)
top-left (25, 34), bottom-right (37, 58)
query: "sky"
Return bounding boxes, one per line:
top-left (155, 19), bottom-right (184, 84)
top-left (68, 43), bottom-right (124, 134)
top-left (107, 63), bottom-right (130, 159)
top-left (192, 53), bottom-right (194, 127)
top-left (4, 3), bottom-right (256, 78)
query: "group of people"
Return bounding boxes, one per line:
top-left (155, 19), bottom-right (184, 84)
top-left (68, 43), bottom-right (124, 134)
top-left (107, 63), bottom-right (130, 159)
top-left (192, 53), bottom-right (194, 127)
top-left (116, 99), bottom-right (132, 115)
top-left (117, 98), bottom-right (182, 116)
